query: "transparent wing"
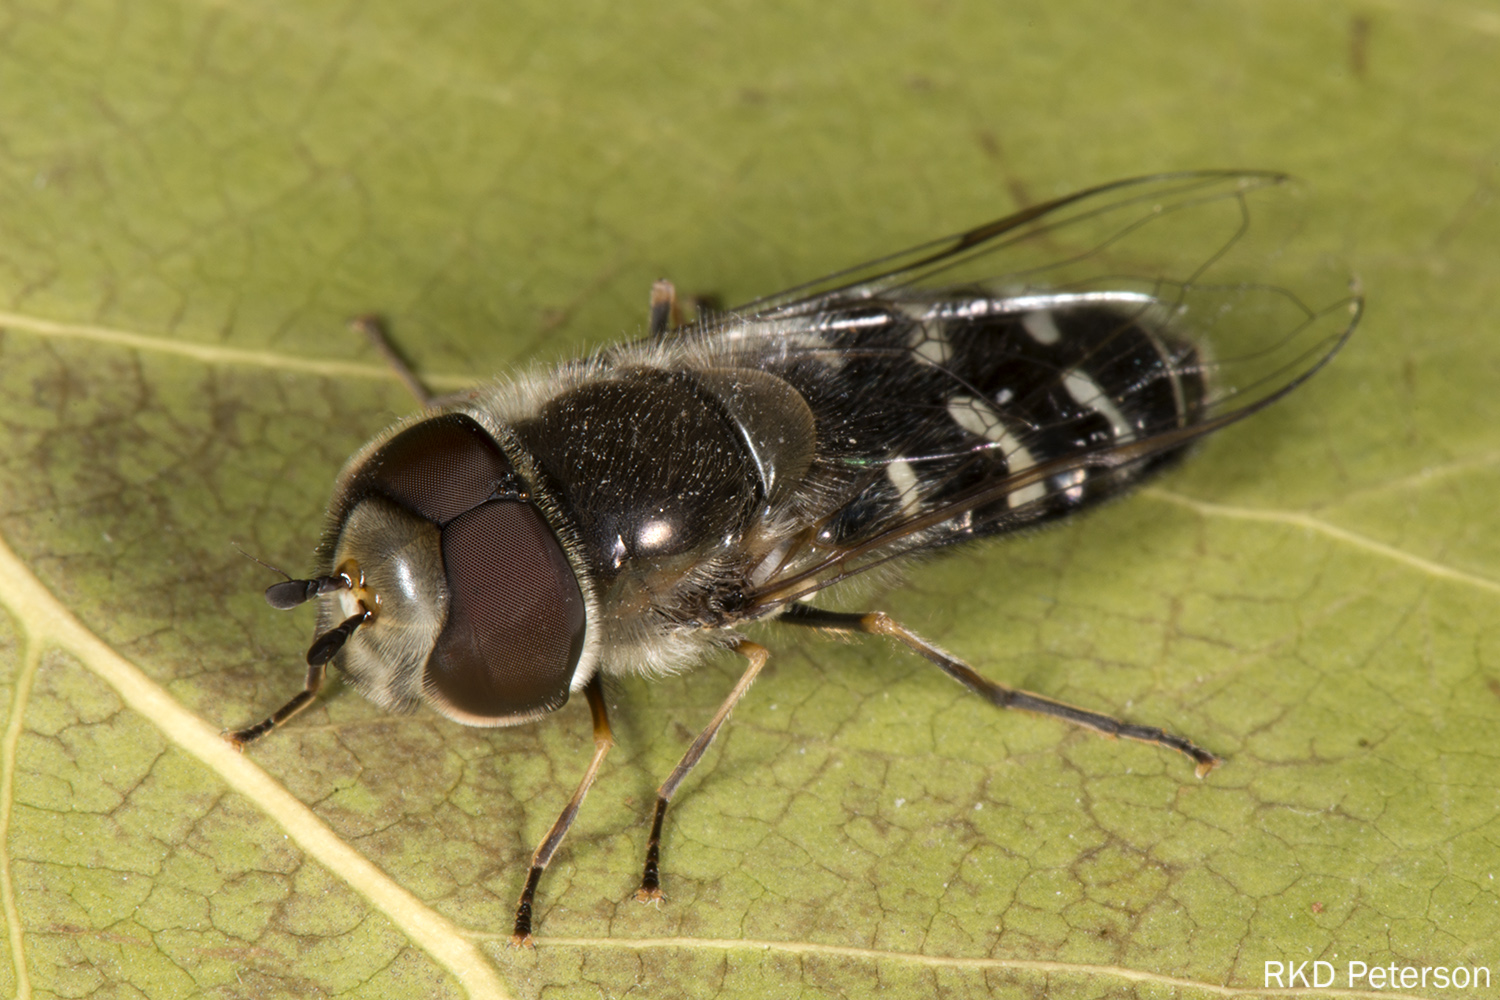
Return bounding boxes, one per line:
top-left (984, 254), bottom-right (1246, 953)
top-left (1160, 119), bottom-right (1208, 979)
top-left (728, 171), bottom-right (1361, 613)
top-left (731, 172), bottom-right (1279, 313)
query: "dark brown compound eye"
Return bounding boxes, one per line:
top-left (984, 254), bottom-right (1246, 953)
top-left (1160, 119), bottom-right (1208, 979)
top-left (424, 499), bottom-right (587, 723)
top-left (361, 413), bottom-right (516, 526)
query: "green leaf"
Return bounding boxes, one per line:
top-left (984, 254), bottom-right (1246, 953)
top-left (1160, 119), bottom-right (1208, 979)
top-left (1, 1), bottom-right (1496, 998)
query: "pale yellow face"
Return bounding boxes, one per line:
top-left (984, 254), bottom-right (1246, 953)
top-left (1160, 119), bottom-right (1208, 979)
top-left (325, 496), bottom-right (450, 715)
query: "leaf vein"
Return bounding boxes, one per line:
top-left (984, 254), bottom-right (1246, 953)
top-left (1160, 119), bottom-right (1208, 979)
top-left (0, 309), bottom-right (473, 390)
top-left (1145, 489), bottom-right (1500, 598)
top-left (0, 639), bottom-right (39, 1000)
top-left (537, 935), bottom-right (1429, 999)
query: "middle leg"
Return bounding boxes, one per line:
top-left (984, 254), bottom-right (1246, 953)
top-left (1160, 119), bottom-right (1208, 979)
top-left (637, 639), bottom-right (770, 903)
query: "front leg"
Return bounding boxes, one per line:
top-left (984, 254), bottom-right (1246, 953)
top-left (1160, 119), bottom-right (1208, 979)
top-left (510, 675), bottom-right (614, 946)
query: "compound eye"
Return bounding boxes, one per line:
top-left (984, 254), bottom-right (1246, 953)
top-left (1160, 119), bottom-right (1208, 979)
top-left (363, 413), bottom-right (515, 525)
top-left (424, 499), bottom-right (587, 724)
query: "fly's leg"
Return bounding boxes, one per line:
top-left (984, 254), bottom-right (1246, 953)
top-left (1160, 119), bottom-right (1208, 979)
top-left (779, 603), bottom-right (1220, 778)
top-left (510, 675), bottom-right (614, 947)
top-left (648, 279), bottom-right (683, 339)
top-left (650, 281), bottom-right (722, 339)
top-left (637, 639), bottom-right (770, 903)
top-left (349, 314), bottom-right (434, 407)
top-left (227, 591), bottom-right (369, 748)
top-left (224, 662), bottom-right (328, 749)
top-left (689, 292), bottom-right (724, 325)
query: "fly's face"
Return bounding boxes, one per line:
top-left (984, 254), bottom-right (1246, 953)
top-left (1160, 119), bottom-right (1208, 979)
top-left (321, 500), bottom-right (448, 694)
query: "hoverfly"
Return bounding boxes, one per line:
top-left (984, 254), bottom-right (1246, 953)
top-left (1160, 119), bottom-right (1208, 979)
top-left (227, 171), bottom-right (1360, 945)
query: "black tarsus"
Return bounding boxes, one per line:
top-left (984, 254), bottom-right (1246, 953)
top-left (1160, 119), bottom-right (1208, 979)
top-left (638, 798), bottom-right (669, 899)
top-left (225, 660), bottom-right (331, 749)
top-left (226, 602), bottom-right (367, 751)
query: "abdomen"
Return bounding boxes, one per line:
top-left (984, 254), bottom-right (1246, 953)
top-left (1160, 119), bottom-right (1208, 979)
top-left (735, 293), bottom-right (1205, 550)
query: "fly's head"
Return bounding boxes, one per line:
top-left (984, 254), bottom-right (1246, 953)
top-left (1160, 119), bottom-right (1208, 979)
top-left (251, 412), bottom-right (588, 740)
